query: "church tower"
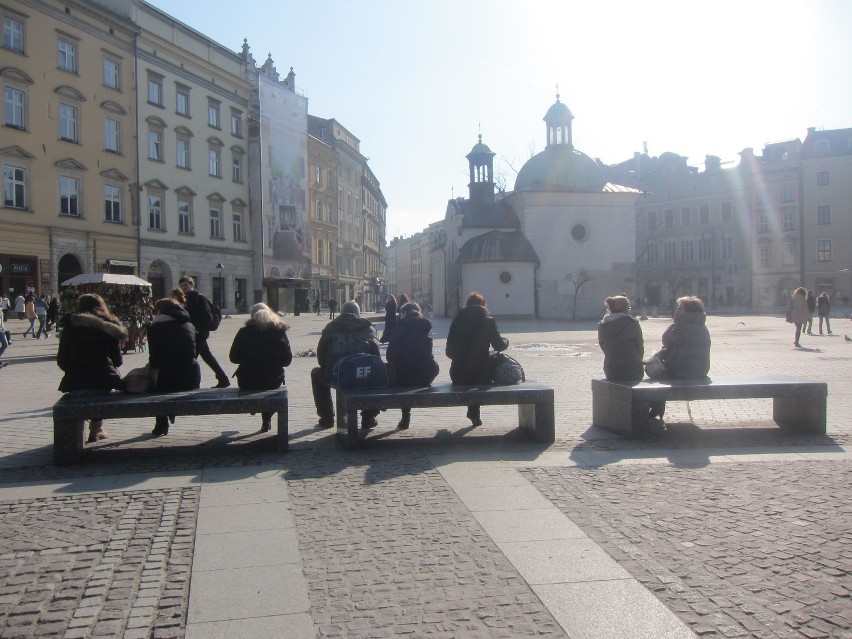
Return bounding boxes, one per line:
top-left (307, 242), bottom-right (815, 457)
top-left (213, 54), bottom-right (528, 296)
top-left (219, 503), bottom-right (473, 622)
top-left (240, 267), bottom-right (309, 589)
top-left (544, 92), bottom-right (574, 149)
top-left (466, 134), bottom-right (496, 203)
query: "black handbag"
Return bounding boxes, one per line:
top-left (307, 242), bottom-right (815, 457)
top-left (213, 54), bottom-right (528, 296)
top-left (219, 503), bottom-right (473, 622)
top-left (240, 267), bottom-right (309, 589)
top-left (489, 352), bottom-right (525, 384)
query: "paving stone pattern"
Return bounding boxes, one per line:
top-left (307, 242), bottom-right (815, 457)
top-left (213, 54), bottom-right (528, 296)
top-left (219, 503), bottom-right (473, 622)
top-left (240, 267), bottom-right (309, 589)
top-left (285, 450), bottom-right (568, 638)
top-left (523, 461), bottom-right (852, 639)
top-left (0, 489), bottom-right (198, 639)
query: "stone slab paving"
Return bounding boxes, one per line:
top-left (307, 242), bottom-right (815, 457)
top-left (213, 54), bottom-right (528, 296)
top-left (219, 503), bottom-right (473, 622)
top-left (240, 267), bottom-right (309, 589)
top-left (522, 460), bottom-right (852, 639)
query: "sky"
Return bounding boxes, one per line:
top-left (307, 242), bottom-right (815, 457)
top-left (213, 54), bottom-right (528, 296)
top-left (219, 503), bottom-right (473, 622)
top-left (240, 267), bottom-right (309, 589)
top-left (148, 0), bottom-right (851, 239)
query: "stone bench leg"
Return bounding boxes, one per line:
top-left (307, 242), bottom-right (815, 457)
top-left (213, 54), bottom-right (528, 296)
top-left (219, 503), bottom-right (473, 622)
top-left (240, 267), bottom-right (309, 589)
top-left (773, 396), bottom-right (826, 434)
top-left (276, 404), bottom-right (289, 452)
top-left (518, 401), bottom-right (555, 443)
top-left (592, 392), bottom-right (650, 439)
top-left (335, 391), bottom-right (362, 450)
top-left (54, 419), bottom-right (84, 464)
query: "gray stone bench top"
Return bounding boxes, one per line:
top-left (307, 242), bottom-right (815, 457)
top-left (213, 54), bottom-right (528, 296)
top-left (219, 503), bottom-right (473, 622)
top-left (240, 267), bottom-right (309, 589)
top-left (337, 382), bottom-right (554, 409)
top-left (53, 387), bottom-right (288, 420)
top-left (592, 376), bottom-right (827, 401)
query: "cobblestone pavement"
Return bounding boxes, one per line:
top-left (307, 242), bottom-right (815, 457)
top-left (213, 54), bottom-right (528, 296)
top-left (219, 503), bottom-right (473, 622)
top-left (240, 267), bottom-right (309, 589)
top-left (0, 311), bottom-right (850, 637)
top-left (523, 461), bottom-right (852, 639)
top-left (285, 450), bottom-right (568, 638)
top-left (0, 488), bottom-right (197, 638)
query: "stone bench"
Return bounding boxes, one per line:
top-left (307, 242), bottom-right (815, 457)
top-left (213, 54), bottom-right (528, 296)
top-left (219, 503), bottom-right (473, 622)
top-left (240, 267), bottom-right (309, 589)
top-left (591, 376), bottom-right (827, 439)
top-left (335, 382), bottom-right (555, 449)
top-left (52, 387), bottom-right (289, 464)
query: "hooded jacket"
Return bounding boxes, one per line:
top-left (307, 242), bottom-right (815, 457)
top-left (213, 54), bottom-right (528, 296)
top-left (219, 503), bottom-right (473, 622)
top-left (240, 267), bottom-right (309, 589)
top-left (660, 310), bottom-right (711, 378)
top-left (57, 312), bottom-right (127, 392)
top-left (386, 314), bottom-right (439, 387)
top-left (445, 304), bottom-right (508, 385)
top-left (229, 321), bottom-right (293, 390)
top-left (597, 312), bottom-right (644, 381)
top-left (147, 303), bottom-right (200, 392)
top-left (315, 313), bottom-right (380, 381)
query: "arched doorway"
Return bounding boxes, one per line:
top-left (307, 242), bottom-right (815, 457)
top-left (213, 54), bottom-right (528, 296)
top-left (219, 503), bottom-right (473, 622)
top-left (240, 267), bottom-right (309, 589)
top-left (58, 254), bottom-right (82, 288)
top-left (147, 260), bottom-right (169, 301)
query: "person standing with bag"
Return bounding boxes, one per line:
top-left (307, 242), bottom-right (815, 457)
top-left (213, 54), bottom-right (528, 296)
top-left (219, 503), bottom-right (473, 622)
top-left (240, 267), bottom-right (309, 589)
top-left (816, 292), bottom-right (832, 335)
top-left (178, 275), bottom-right (229, 388)
top-left (229, 303), bottom-right (292, 432)
top-left (445, 291), bottom-right (509, 427)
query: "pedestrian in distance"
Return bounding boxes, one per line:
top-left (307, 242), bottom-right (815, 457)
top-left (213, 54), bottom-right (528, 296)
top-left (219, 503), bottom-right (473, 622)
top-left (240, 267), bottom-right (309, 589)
top-left (597, 295), bottom-right (644, 382)
top-left (805, 290), bottom-right (816, 335)
top-left (56, 294), bottom-right (128, 443)
top-left (787, 287), bottom-right (809, 347)
top-left (14, 294), bottom-right (25, 320)
top-left (178, 275), bottom-right (229, 388)
top-left (22, 294), bottom-right (36, 338)
top-left (229, 303), bottom-right (293, 432)
top-left (385, 302), bottom-right (439, 429)
top-left (46, 295), bottom-right (59, 331)
top-left (379, 294), bottom-right (398, 343)
top-left (327, 298), bottom-right (338, 320)
top-left (311, 300), bottom-right (380, 429)
top-left (816, 292), bottom-right (832, 335)
top-left (147, 290), bottom-right (201, 437)
top-left (0, 294), bottom-right (9, 323)
top-left (445, 291), bottom-right (509, 427)
top-left (0, 307), bottom-right (9, 368)
top-left (34, 294), bottom-right (49, 339)
top-left (313, 298), bottom-right (321, 315)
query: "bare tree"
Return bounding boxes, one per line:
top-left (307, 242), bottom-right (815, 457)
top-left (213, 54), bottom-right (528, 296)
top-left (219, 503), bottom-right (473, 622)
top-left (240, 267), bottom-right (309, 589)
top-left (566, 268), bottom-right (594, 321)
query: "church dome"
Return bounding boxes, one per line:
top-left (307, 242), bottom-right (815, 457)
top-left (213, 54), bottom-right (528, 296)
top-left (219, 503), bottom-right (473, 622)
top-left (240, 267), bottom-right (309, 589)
top-left (467, 134), bottom-right (495, 159)
top-left (514, 145), bottom-right (606, 193)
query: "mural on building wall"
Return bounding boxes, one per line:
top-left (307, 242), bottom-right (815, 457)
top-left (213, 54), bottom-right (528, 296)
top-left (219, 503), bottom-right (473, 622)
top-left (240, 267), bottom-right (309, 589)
top-left (259, 75), bottom-right (311, 282)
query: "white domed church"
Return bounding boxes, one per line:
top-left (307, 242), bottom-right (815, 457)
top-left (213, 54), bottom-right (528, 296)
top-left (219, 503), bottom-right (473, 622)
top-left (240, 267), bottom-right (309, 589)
top-left (437, 94), bottom-right (640, 320)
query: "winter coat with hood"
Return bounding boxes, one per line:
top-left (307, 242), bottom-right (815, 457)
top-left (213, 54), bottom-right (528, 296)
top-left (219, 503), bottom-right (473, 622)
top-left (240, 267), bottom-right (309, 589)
top-left (597, 312), bottom-right (644, 381)
top-left (57, 312), bottom-right (127, 393)
top-left (147, 303), bottom-right (200, 392)
top-left (445, 304), bottom-right (508, 385)
top-left (386, 314), bottom-right (439, 387)
top-left (659, 310), bottom-right (711, 378)
top-left (229, 320), bottom-right (293, 390)
top-left (315, 312), bottom-right (380, 382)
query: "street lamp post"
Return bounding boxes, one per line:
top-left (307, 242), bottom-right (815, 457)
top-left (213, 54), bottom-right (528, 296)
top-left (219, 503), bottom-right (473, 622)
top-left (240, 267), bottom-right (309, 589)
top-left (216, 263), bottom-right (225, 311)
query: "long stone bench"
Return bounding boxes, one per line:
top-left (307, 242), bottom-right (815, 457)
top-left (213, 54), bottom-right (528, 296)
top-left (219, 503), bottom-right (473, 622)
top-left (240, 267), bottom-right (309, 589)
top-left (52, 387), bottom-right (289, 464)
top-left (591, 376), bottom-right (827, 439)
top-left (335, 382), bottom-right (555, 449)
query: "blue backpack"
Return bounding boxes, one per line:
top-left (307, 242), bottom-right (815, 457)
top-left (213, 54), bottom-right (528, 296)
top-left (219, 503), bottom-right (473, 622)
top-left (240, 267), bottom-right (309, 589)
top-left (332, 353), bottom-right (389, 390)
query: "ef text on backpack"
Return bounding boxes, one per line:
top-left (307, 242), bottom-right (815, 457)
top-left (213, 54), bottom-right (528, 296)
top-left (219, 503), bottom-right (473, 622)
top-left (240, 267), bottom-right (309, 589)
top-left (332, 353), bottom-right (388, 390)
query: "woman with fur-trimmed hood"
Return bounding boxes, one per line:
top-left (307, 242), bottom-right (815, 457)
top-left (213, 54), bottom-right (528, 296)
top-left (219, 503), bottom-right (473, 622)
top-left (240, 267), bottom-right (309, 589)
top-left (597, 295), bottom-right (644, 381)
top-left (57, 294), bottom-right (128, 442)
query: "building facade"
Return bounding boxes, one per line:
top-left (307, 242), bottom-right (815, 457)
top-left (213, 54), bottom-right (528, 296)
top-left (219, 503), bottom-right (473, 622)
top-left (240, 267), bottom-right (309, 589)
top-left (1, 0), bottom-right (139, 297)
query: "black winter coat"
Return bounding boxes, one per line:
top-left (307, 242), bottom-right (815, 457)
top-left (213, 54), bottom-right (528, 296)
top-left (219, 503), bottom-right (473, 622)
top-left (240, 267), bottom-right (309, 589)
top-left (147, 305), bottom-right (201, 392)
top-left (229, 322), bottom-right (293, 390)
top-left (660, 310), bottom-right (711, 378)
top-left (597, 312), bottom-right (644, 381)
top-left (315, 313), bottom-right (380, 382)
top-left (386, 315), bottom-right (439, 387)
top-left (379, 298), bottom-right (397, 343)
top-left (57, 312), bottom-right (127, 393)
top-left (445, 304), bottom-right (508, 385)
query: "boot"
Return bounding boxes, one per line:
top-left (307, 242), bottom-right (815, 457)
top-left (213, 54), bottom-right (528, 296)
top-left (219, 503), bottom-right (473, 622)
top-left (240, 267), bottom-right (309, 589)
top-left (152, 416), bottom-right (169, 437)
top-left (397, 409), bottom-right (411, 430)
top-left (87, 420), bottom-right (107, 443)
top-left (260, 413), bottom-right (272, 432)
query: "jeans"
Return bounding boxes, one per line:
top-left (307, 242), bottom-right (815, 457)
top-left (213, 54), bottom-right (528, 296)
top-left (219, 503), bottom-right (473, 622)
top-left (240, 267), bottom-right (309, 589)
top-left (818, 315), bottom-right (831, 334)
top-left (35, 315), bottom-right (48, 338)
top-left (195, 333), bottom-right (228, 383)
top-left (22, 318), bottom-right (36, 336)
top-left (0, 329), bottom-right (8, 359)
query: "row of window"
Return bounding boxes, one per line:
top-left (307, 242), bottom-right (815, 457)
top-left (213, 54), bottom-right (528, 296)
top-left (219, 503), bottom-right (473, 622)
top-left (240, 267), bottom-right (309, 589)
top-left (646, 237), bottom-right (735, 264)
top-left (648, 203), bottom-right (733, 230)
top-left (146, 72), bottom-right (243, 137)
top-left (146, 193), bottom-right (244, 241)
top-left (146, 125), bottom-right (244, 181)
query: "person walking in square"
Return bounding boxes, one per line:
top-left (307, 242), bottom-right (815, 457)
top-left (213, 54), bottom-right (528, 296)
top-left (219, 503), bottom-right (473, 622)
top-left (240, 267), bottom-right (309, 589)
top-left (229, 303), bottom-right (292, 432)
top-left (34, 294), bottom-right (49, 339)
top-left (311, 300), bottom-right (380, 429)
top-left (22, 295), bottom-right (36, 338)
top-left (0, 308), bottom-right (9, 368)
top-left (805, 290), bottom-right (816, 335)
top-left (788, 287), bottom-right (809, 347)
top-left (816, 292), bottom-right (832, 335)
top-left (0, 294), bottom-right (9, 323)
top-left (14, 294), bottom-right (25, 320)
top-left (178, 275), bottom-right (230, 388)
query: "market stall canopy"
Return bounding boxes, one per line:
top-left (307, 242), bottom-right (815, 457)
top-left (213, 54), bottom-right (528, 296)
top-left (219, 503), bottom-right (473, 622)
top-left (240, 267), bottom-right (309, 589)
top-left (61, 273), bottom-right (152, 287)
